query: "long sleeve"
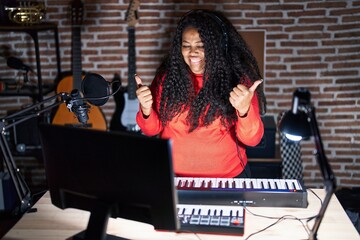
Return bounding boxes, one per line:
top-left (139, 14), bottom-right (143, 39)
top-left (235, 93), bottom-right (264, 147)
top-left (136, 77), bottom-right (164, 136)
top-left (136, 74), bottom-right (265, 178)
top-left (136, 110), bottom-right (163, 136)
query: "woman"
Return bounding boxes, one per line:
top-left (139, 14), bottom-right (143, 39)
top-left (135, 9), bottom-right (265, 178)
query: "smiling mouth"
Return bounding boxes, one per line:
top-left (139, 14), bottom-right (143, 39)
top-left (190, 58), bottom-right (201, 64)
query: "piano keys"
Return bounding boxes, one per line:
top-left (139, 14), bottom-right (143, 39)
top-left (175, 177), bottom-right (308, 208)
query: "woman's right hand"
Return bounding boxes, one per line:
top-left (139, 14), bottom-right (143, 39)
top-left (135, 75), bottom-right (153, 117)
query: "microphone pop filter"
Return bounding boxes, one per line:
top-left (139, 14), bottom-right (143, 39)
top-left (81, 73), bottom-right (110, 106)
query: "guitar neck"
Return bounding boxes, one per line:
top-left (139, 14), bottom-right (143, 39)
top-left (127, 27), bottom-right (136, 100)
top-left (72, 25), bottom-right (82, 91)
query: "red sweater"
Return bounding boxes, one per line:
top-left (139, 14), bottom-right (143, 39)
top-left (136, 74), bottom-right (264, 178)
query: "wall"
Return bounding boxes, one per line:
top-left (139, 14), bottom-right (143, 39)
top-left (0, 0), bottom-right (359, 189)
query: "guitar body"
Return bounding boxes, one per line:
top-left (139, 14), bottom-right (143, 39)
top-left (52, 72), bottom-right (107, 130)
top-left (109, 73), bottom-right (126, 131)
top-left (120, 93), bottom-right (139, 131)
top-left (52, 0), bottom-right (107, 131)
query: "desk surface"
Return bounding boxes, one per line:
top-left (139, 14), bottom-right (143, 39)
top-left (3, 189), bottom-right (359, 240)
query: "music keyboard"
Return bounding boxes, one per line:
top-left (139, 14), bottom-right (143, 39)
top-left (177, 204), bottom-right (244, 235)
top-left (175, 177), bottom-right (308, 208)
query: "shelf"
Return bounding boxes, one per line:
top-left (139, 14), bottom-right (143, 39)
top-left (0, 22), bottom-right (57, 31)
top-left (0, 22), bottom-right (61, 102)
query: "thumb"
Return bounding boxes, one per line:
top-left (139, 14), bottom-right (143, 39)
top-left (134, 74), bottom-right (143, 87)
top-left (249, 79), bottom-right (263, 92)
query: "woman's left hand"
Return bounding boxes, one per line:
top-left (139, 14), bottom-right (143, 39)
top-left (229, 79), bottom-right (263, 117)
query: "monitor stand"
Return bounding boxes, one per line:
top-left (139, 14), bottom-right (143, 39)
top-left (69, 202), bottom-right (129, 240)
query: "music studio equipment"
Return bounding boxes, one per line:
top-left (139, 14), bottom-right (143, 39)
top-left (109, 73), bottom-right (127, 132)
top-left (246, 115), bottom-right (276, 159)
top-left (63, 72), bottom-right (112, 127)
top-left (39, 123), bottom-right (248, 238)
top-left (52, 0), bottom-right (107, 130)
top-left (120, 0), bottom-right (140, 132)
top-left (6, 56), bottom-right (34, 84)
top-left (0, 72), bottom-right (114, 215)
top-left (66, 89), bottom-right (90, 126)
top-left (67, 72), bottom-right (114, 126)
top-left (4, 0), bottom-right (46, 25)
top-left (177, 204), bottom-right (244, 235)
top-left (7, 72), bottom-right (113, 155)
top-left (246, 116), bottom-right (280, 179)
top-left (0, 93), bottom-right (66, 215)
top-left (81, 73), bottom-right (110, 107)
top-left (7, 109), bottom-right (43, 154)
top-left (175, 177), bottom-right (308, 208)
top-left (7, 56), bottom-right (34, 73)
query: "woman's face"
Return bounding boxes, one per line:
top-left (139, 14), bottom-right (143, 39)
top-left (181, 27), bottom-right (205, 74)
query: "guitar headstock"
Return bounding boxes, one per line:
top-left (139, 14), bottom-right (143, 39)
top-left (125, 0), bottom-right (140, 27)
top-left (70, 0), bottom-right (84, 26)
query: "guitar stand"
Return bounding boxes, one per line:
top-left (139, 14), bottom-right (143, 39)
top-left (0, 93), bottom-right (67, 215)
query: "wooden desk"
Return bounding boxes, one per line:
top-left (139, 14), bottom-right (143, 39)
top-left (3, 189), bottom-right (359, 240)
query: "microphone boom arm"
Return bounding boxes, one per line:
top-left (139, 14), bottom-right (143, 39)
top-left (0, 92), bottom-right (69, 215)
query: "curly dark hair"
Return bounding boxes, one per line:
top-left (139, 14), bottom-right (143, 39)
top-left (154, 9), bottom-right (266, 132)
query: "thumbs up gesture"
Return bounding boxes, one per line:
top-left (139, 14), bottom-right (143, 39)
top-left (229, 79), bottom-right (263, 117)
top-left (135, 75), bottom-right (153, 117)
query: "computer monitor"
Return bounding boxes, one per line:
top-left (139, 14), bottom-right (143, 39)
top-left (38, 124), bottom-right (179, 240)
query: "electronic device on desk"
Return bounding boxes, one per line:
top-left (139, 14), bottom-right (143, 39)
top-left (176, 177), bottom-right (308, 208)
top-left (38, 124), bottom-right (245, 240)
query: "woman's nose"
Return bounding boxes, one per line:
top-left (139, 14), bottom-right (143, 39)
top-left (189, 46), bottom-right (198, 54)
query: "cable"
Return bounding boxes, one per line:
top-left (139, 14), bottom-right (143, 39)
top-left (244, 207), bottom-right (311, 240)
top-left (308, 188), bottom-right (323, 205)
top-left (243, 189), bottom-right (324, 239)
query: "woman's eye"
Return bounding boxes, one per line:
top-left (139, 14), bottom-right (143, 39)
top-left (181, 45), bottom-right (204, 50)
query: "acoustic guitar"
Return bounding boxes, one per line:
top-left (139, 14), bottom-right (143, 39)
top-left (52, 0), bottom-right (107, 130)
top-left (119, 0), bottom-right (140, 132)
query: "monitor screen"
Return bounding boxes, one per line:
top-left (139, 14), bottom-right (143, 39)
top-left (38, 124), bottom-right (179, 240)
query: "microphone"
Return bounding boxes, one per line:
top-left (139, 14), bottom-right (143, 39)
top-left (64, 72), bottom-right (116, 126)
top-left (81, 72), bottom-right (110, 106)
top-left (66, 89), bottom-right (89, 126)
top-left (7, 56), bottom-right (34, 72)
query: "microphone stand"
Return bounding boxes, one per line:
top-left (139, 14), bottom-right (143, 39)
top-left (304, 105), bottom-right (337, 240)
top-left (23, 69), bottom-right (30, 83)
top-left (0, 92), bottom-right (69, 215)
